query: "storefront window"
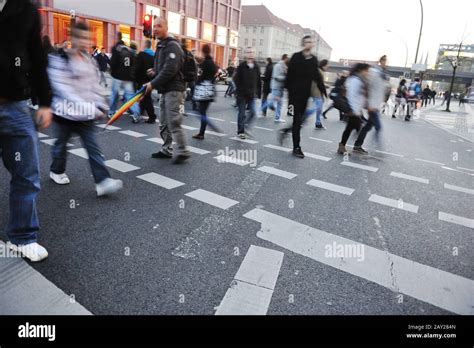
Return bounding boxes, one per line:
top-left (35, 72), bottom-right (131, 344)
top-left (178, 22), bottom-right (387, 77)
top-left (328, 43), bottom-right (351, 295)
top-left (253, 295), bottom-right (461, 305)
top-left (168, 11), bottom-right (181, 35)
top-left (202, 22), bottom-right (213, 42)
top-left (186, 17), bottom-right (198, 38)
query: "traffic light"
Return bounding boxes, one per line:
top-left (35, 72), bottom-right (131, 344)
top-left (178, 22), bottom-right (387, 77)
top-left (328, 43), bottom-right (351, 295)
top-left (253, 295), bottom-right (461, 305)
top-left (143, 14), bottom-right (152, 38)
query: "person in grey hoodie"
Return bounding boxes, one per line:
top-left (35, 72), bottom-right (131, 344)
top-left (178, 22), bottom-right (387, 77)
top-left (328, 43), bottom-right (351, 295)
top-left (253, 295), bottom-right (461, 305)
top-left (266, 54), bottom-right (289, 122)
top-left (353, 55), bottom-right (391, 154)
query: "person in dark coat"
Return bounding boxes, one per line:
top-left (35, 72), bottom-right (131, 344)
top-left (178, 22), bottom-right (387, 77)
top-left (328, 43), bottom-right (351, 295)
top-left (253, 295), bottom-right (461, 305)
top-left (94, 47), bottom-right (110, 87)
top-left (260, 57), bottom-right (273, 116)
top-left (135, 40), bottom-right (156, 123)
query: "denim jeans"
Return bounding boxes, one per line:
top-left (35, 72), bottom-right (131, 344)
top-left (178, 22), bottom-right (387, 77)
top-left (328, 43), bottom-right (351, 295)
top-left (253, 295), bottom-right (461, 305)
top-left (51, 117), bottom-right (110, 184)
top-left (237, 97), bottom-right (256, 134)
top-left (266, 89), bottom-right (284, 120)
top-left (109, 78), bottom-right (140, 116)
top-left (304, 96), bottom-right (324, 125)
top-left (354, 111), bottom-right (382, 147)
top-left (0, 100), bottom-right (41, 245)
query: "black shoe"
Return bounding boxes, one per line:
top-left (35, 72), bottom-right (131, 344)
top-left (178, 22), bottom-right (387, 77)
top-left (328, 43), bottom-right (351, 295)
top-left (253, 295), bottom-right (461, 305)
top-left (192, 134), bottom-right (204, 140)
top-left (172, 153), bottom-right (190, 164)
top-left (353, 146), bottom-right (368, 155)
top-left (405, 116), bottom-right (411, 122)
top-left (293, 147), bottom-right (305, 158)
top-left (146, 118), bottom-right (157, 124)
top-left (152, 151), bottom-right (172, 159)
top-left (392, 115), bottom-right (396, 118)
top-left (315, 123), bottom-right (326, 130)
top-left (322, 112), bottom-right (327, 119)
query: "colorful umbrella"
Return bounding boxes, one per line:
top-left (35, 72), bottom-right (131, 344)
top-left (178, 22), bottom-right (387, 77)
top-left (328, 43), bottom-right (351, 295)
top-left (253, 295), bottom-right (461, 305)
top-left (105, 86), bottom-right (145, 128)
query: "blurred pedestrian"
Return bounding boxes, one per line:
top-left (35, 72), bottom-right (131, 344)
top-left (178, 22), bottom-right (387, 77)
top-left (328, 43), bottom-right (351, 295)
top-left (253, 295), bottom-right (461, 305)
top-left (392, 79), bottom-right (407, 118)
top-left (94, 47), bottom-right (110, 87)
top-left (266, 54), bottom-right (289, 123)
top-left (406, 77), bottom-right (422, 121)
top-left (304, 59), bottom-right (329, 129)
top-left (323, 71), bottom-right (348, 121)
top-left (260, 57), bottom-right (273, 116)
top-left (422, 85), bottom-right (431, 107)
top-left (135, 39), bottom-right (156, 123)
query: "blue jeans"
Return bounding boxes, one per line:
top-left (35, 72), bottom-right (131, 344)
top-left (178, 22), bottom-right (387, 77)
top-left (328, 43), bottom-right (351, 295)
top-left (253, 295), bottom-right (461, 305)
top-left (266, 89), bottom-right (284, 120)
top-left (304, 96), bottom-right (324, 125)
top-left (51, 118), bottom-right (110, 184)
top-left (237, 97), bottom-right (256, 134)
top-left (0, 101), bottom-right (41, 245)
top-left (354, 111), bottom-right (382, 147)
top-left (109, 78), bottom-right (140, 117)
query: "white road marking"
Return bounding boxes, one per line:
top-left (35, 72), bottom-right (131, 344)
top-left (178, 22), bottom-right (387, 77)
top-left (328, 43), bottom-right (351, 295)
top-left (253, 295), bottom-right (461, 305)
top-left (375, 150), bottom-right (404, 158)
top-left (244, 208), bottom-right (474, 315)
top-left (185, 189), bottom-right (239, 210)
top-left (205, 130), bottom-right (227, 137)
top-left (230, 121), bottom-right (237, 124)
top-left (181, 125), bottom-right (199, 131)
top-left (119, 130), bottom-right (147, 138)
top-left (264, 144), bottom-right (292, 153)
top-left (306, 179), bottom-right (354, 195)
top-left (37, 132), bottom-right (48, 138)
top-left (95, 124), bottom-right (121, 130)
top-left (215, 245), bottom-right (284, 315)
top-left (105, 159), bottom-right (140, 173)
top-left (340, 161), bottom-right (379, 172)
top-left (438, 212), bottom-right (474, 229)
top-left (137, 172), bottom-right (185, 190)
top-left (305, 152), bottom-right (332, 162)
top-left (444, 183), bottom-right (474, 195)
top-left (68, 148), bottom-right (89, 159)
top-left (254, 126), bottom-right (274, 131)
top-left (214, 155), bottom-right (250, 166)
top-left (229, 137), bottom-right (259, 144)
top-left (390, 172), bottom-right (429, 184)
top-left (146, 137), bottom-right (164, 145)
top-left (415, 158), bottom-right (445, 166)
top-left (309, 137), bottom-right (333, 143)
top-left (208, 116), bottom-right (226, 122)
top-left (258, 166), bottom-right (297, 179)
top-left (457, 166), bottom-right (474, 172)
top-left (187, 146), bottom-right (211, 155)
top-left (442, 167), bottom-right (474, 176)
top-left (368, 194), bottom-right (419, 213)
top-left (41, 139), bottom-right (73, 147)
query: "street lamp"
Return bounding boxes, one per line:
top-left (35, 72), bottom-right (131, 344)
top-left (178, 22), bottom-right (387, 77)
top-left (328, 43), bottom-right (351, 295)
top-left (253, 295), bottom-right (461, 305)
top-left (386, 29), bottom-right (408, 68)
top-left (414, 0), bottom-right (424, 64)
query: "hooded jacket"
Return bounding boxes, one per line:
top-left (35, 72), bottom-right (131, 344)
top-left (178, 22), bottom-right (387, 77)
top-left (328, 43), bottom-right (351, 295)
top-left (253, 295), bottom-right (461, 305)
top-left (0, 0), bottom-right (51, 106)
top-left (150, 36), bottom-right (185, 93)
top-left (135, 48), bottom-right (155, 86)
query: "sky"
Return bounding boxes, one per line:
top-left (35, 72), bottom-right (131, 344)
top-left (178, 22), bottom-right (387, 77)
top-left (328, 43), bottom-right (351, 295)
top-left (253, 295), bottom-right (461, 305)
top-left (241, 0), bottom-right (474, 68)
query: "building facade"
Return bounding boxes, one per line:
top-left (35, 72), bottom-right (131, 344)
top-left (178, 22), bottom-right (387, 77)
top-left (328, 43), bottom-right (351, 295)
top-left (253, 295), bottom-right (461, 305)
top-left (238, 5), bottom-right (331, 63)
top-left (36, 0), bottom-right (242, 67)
top-left (435, 44), bottom-right (474, 73)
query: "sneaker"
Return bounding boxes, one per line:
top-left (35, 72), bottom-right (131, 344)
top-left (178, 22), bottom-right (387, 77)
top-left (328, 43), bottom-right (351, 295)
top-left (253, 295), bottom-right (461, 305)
top-left (132, 115), bottom-right (140, 124)
top-left (353, 146), bottom-right (369, 155)
top-left (293, 147), bottom-right (305, 158)
top-left (96, 178), bottom-right (123, 197)
top-left (107, 113), bottom-right (114, 120)
top-left (50, 172), bottom-right (70, 185)
top-left (405, 116), bottom-right (411, 121)
top-left (172, 152), bottom-right (191, 165)
top-left (146, 118), bottom-right (157, 124)
top-left (238, 133), bottom-right (246, 139)
top-left (152, 151), bottom-right (173, 159)
top-left (315, 123), bottom-right (326, 130)
top-left (7, 242), bottom-right (48, 262)
top-left (337, 143), bottom-right (349, 155)
top-left (274, 119), bottom-right (286, 123)
top-left (192, 134), bottom-right (204, 140)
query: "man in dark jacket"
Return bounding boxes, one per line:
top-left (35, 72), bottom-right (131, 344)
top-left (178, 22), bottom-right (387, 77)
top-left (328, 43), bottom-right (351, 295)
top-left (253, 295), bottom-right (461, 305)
top-left (95, 47), bottom-right (110, 87)
top-left (261, 57), bottom-right (273, 116)
top-left (108, 32), bottom-right (140, 123)
top-left (135, 39), bottom-right (156, 124)
top-left (0, 0), bottom-right (52, 262)
top-left (143, 17), bottom-right (190, 164)
top-left (281, 35), bottom-right (326, 158)
top-left (233, 47), bottom-right (261, 139)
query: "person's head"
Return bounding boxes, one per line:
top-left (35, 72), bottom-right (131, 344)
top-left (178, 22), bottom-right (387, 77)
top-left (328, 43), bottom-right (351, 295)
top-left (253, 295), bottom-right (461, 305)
top-left (426, 85), bottom-right (430, 88)
top-left (101, 47), bottom-right (106, 54)
top-left (350, 63), bottom-right (370, 79)
top-left (117, 32), bottom-right (122, 42)
top-left (301, 35), bottom-right (315, 52)
top-left (144, 39), bottom-right (152, 49)
top-left (341, 70), bottom-right (349, 77)
top-left (379, 55), bottom-right (387, 68)
top-left (153, 17), bottom-right (168, 39)
top-left (414, 77), bottom-right (420, 82)
top-left (319, 59), bottom-right (329, 70)
top-left (266, 57), bottom-right (272, 65)
top-left (42, 35), bottom-right (52, 49)
top-left (202, 44), bottom-right (211, 57)
top-left (244, 47), bottom-right (255, 61)
top-left (70, 22), bottom-right (90, 52)
top-left (281, 54), bottom-right (289, 64)
top-left (130, 41), bottom-right (137, 51)
top-left (400, 79), bottom-right (406, 86)
top-left (181, 38), bottom-right (188, 50)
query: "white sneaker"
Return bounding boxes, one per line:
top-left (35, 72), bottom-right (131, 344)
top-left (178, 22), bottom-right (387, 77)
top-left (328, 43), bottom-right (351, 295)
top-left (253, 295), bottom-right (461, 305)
top-left (274, 119), bottom-right (286, 123)
top-left (7, 242), bottom-right (48, 262)
top-left (96, 178), bottom-right (123, 197)
top-left (50, 172), bottom-right (70, 185)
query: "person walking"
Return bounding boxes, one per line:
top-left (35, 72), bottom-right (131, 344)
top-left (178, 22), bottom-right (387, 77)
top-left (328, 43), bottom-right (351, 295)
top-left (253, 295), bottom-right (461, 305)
top-left (224, 63), bottom-right (236, 98)
top-left (406, 77), bottom-right (422, 121)
top-left (0, 0), bottom-right (53, 262)
top-left (430, 89), bottom-right (437, 105)
top-left (322, 71), bottom-right (348, 121)
top-left (441, 89), bottom-right (450, 106)
top-left (304, 59), bottom-right (329, 129)
top-left (48, 21), bottom-right (123, 196)
top-left (280, 35), bottom-right (326, 158)
top-left (192, 44), bottom-right (219, 140)
top-left (108, 32), bottom-right (140, 123)
top-left (337, 63), bottom-right (370, 155)
top-left (260, 57), bottom-right (273, 116)
top-left (143, 17), bottom-right (190, 164)
top-left (233, 47), bottom-right (261, 139)
top-left (135, 39), bottom-right (157, 124)
top-left (392, 79), bottom-right (408, 118)
top-left (352, 55), bottom-right (391, 154)
top-left (266, 54), bottom-right (289, 123)
top-left (181, 38), bottom-right (198, 112)
top-left (95, 47), bottom-right (110, 87)
top-left (422, 85), bottom-right (432, 107)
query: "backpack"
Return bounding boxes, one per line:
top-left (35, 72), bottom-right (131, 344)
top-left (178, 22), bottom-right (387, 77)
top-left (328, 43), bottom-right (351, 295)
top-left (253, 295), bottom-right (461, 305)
top-left (182, 49), bottom-right (198, 82)
top-left (332, 83), bottom-right (351, 114)
top-left (408, 82), bottom-right (421, 98)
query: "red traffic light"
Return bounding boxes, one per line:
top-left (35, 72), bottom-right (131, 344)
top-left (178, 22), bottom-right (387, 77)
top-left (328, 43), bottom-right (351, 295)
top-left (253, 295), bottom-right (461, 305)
top-left (144, 14), bottom-right (151, 23)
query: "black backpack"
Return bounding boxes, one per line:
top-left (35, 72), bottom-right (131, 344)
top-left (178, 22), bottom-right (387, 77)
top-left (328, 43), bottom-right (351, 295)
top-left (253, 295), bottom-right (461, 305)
top-left (182, 50), bottom-right (198, 83)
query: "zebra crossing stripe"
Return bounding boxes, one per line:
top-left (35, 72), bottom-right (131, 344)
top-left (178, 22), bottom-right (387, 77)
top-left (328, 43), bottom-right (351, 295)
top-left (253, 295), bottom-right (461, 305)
top-left (105, 159), bottom-right (140, 173)
top-left (185, 189), bottom-right (239, 210)
top-left (137, 172), bottom-right (185, 190)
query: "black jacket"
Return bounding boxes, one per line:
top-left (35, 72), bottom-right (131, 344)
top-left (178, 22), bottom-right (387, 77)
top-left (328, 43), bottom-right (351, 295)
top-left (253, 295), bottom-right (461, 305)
top-left (285, 51), bottom-right (326, 101)
top-left (95, 53), bottom-right (110, 72)
top-left (110, 41), bottom-right (135, 81)
top-left (135, 49), bottom-right (155, 86)
top-left (0, 0), bottom-right (51, 106)
top-left (262, 63), bottom-right (273, 94)
top-left (233, 61), bottom-right (262, 99)
top-left (151, 36), bottom-right (185, 93)
top-left (198, 56), bottom-right (218, 83)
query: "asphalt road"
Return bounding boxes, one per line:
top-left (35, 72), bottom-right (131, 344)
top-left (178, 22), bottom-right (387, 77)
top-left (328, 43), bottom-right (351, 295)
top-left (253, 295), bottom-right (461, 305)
top-left (1, 87), bottom-right (473, 315)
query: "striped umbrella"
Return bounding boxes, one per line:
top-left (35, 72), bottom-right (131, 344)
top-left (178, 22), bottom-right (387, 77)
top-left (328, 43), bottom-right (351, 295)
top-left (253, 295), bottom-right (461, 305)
top-left (105, 86), bottom-right (145, 128)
